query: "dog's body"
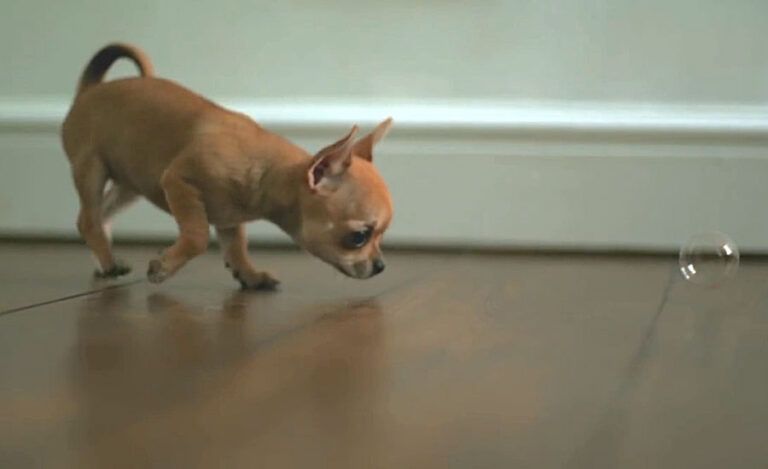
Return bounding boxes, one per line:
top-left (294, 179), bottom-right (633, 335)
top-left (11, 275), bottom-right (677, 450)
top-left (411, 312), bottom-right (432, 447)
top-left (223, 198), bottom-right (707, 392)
top-left (62, 44), bottom-right (393, 288)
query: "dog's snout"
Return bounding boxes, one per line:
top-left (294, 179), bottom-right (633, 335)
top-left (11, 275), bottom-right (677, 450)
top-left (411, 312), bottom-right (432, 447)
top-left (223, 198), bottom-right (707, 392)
top-left (372, 258), bottom-right (385, 275)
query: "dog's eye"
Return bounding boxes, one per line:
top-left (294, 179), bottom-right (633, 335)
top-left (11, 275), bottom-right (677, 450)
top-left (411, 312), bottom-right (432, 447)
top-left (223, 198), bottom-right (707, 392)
top-left (344, 228), bottom-right (372, 249)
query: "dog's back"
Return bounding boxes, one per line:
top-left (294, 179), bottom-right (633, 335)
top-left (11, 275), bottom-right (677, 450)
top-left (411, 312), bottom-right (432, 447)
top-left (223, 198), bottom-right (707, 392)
top-left (61, 45), bottom-right (236, 205)
top-left (65, 78), bottom-right (213, 181)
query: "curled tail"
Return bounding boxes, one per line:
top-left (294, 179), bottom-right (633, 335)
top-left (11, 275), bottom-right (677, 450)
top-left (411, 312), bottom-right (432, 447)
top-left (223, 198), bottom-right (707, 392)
top-left (76, 43), bottom-right (154, 95)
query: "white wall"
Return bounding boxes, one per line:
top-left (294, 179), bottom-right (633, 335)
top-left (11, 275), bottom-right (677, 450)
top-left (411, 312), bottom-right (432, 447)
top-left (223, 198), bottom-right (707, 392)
top-left (4, 0), bottom-right (768, 104)
top-left (2, 1), bottom-right (768, 251)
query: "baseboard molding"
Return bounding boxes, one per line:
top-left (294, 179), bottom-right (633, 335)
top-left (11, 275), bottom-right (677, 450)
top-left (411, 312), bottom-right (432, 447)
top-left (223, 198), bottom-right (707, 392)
top-left (4, 97), bottom-right (768, 136)
top-left (2, 97), bottom-right (768, 251)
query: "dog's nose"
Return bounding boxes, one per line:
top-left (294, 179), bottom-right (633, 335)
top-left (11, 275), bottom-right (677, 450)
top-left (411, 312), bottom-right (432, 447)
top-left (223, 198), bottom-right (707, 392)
top-left (372, 258), bottom-right (385, 275)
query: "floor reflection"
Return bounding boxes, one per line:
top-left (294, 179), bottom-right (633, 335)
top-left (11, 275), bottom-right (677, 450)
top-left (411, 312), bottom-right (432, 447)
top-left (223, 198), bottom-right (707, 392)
top-left (69, 287), bottom-right (386, 466)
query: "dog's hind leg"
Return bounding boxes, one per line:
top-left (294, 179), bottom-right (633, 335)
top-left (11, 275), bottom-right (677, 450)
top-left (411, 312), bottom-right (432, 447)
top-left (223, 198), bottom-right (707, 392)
top-left (101, 183), bottom-right (139, 242)
top-left (71, 156), bottom-right (131, 278)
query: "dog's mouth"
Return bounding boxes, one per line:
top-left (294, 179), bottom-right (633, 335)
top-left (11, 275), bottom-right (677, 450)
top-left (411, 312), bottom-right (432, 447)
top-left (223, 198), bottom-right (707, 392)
top-left (331, 261), bottom-right (370, 280)
top-left (307, 247), bottom-right (371, 279)
top-left (332, 262), bottom-right (356, 278)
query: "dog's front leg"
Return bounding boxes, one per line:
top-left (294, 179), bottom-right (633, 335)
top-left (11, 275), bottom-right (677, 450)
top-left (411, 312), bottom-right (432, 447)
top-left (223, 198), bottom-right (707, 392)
top-left (147, 166), bottom-right (209, 283)
top-left (216, 224), bottom-right (279, 290)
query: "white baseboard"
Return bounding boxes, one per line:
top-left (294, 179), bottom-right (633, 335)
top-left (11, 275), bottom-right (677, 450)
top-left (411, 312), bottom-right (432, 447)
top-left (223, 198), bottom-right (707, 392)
top-left (2, 97), bottom-right (768, 252)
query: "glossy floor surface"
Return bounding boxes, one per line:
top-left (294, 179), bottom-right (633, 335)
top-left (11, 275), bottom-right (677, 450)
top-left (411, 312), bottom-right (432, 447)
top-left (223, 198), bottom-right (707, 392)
top-left (1, 243), bottom-right (767, 468)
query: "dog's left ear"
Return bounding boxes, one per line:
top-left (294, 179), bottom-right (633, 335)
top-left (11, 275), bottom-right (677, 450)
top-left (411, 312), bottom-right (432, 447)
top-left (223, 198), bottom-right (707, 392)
top-left (352, 117), bottom-right (393, 162)
top-left (308, 125), bottom-right (359, 192)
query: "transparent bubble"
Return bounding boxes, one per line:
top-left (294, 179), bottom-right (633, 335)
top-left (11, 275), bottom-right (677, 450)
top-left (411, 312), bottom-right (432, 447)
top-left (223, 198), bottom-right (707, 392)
top-left (679, 231), bottom-right (740, 286)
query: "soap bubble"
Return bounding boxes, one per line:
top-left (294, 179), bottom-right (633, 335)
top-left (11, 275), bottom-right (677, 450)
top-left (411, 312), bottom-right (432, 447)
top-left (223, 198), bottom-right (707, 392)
top-left (679, 231), bottom-right (739, 286)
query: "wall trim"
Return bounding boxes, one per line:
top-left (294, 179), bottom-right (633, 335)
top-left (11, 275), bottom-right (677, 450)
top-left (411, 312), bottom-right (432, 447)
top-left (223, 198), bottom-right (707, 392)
top-left (2, 97), bottom-right (768, 138)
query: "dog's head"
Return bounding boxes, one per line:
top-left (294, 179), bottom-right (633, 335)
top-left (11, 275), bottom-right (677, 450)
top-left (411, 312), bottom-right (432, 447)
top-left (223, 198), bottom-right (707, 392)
top-left (297, 118), bottom-right (393, 279)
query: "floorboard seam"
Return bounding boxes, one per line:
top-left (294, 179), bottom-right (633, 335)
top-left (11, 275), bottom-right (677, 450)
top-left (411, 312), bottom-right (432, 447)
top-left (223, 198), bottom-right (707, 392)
top-left (565, 265), bottom-right (677, 468)
top-left (0, 279), bottom-right (144, 317)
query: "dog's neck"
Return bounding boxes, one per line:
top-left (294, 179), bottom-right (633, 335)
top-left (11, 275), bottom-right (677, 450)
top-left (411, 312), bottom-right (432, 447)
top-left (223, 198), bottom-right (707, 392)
top-left (248, 155), bottom-right (308, 241)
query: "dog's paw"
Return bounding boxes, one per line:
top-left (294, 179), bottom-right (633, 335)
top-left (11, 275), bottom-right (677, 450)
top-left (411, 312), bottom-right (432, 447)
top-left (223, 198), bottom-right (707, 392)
top-left (94, 260), bottom-right (132, 279)
top-left (232, 269), bottom-right (280, 291)
top-left (147, 259), bottom-right (169, 284)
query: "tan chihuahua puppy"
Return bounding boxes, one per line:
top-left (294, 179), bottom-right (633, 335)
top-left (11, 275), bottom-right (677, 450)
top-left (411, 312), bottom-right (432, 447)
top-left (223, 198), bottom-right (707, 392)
top-left (61, 44), bottom-right (393, 289)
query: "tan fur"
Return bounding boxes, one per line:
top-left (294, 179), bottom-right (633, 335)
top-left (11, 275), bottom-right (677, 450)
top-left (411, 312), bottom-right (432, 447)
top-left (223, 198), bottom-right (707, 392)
top-left (61, 43), bottom-right (393, 288)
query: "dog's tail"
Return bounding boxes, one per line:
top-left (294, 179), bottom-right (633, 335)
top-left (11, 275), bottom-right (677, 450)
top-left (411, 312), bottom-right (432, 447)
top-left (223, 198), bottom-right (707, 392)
top-left (76, 43), bottom-right (154, 96)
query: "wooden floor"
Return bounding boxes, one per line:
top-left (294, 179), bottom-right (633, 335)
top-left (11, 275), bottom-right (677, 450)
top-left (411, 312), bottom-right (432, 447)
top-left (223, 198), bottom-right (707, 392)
top-left (1, 242), bottom-right (767, 468)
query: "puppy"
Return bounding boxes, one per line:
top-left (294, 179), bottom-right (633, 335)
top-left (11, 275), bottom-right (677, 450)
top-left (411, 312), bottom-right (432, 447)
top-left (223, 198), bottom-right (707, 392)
top-left (61, 43), bottom-right (393, 289)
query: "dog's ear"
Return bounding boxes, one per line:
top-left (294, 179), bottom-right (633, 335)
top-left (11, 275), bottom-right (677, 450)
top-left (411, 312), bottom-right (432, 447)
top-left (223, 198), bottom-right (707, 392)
top-left (352, 117), bottom-right (393, 162)
top-left (308, 125), bottom-right (359, 192)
